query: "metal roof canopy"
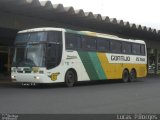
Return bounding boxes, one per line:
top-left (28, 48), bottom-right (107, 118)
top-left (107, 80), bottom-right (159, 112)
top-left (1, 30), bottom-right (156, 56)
top-left (0, 0), bottom-right (160, 42)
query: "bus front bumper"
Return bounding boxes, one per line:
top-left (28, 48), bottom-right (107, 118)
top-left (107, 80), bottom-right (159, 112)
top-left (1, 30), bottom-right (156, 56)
top-left (11, 73), bottom-right (57, 83)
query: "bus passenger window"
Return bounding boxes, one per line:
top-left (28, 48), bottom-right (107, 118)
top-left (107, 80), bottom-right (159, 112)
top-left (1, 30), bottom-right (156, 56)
top-left (122, 42), bottom-right (131, 54)
top-left (132, 44), bottom-right (141, 55)
top-left (141, 44), bottom-right (145, 55)
top-left (97, 39), bottom-right (109, 52)
top-left (48, 31), bottom-right (62, 43)
top-left (110, 40), bottom-right (122, 53)
top-left (82, 36), bottom-right (96, 51)
top-left (65, 33), bottom-right (81, 50)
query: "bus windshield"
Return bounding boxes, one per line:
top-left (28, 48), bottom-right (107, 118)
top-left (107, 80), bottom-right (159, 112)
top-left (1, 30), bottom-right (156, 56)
top-left (15, 32), bottom-right (47, 43)
top-left (12, 44), bottom-right (46, 67)
top-left (12, 31), bottom-right (62, 68)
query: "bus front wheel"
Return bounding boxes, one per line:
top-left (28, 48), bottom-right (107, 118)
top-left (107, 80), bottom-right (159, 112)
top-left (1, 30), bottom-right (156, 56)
top-left (65, 70), bottom-right (77, 87)
top-left (122, 69), bottom-right (129, 83)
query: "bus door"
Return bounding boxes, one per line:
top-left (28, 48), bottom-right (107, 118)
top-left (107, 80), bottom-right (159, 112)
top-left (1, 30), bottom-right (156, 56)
top-left (46, 43), bottom-right (62, 69)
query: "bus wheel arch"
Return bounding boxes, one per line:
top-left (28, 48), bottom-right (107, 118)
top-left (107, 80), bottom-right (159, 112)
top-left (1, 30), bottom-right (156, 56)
top-left (65, 68), bottom-right (77, 87)
top-left (122, 68), bottom-right (129, 83)
top-left (129, 68), bottom-right (137, 82)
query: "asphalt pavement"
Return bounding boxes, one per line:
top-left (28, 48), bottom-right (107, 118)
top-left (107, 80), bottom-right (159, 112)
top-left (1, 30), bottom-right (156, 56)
top-left (0, 76), bottom-right (160, 114)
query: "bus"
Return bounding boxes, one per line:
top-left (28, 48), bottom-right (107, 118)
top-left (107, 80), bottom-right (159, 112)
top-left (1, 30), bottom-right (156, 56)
top-left (11, 27), bottom-right (147, 87)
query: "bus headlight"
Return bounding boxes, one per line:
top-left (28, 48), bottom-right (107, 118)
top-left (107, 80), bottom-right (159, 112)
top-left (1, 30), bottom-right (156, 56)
top-left (32, 67), bottom-right (39, 73)
top-left (11, 75), bottom-right (16, 79)
top-left (34, 76), bottom-right (40, 80)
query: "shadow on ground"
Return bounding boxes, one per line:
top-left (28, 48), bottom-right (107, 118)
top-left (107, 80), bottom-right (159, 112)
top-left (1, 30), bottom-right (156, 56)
top-left (0, 78), bottom-right (146, 89)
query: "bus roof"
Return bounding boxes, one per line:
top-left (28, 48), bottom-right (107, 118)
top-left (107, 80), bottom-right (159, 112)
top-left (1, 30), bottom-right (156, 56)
top-left (65, 29), bottom-right (145, 44)
top-left (18, 27), bottom-right (64, 33)
top-left (18, 27), bottom-right (145, 44)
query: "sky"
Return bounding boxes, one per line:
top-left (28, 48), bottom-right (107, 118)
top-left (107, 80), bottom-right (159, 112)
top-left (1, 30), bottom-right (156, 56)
top-left (40, 0), bottom-right (160, 30)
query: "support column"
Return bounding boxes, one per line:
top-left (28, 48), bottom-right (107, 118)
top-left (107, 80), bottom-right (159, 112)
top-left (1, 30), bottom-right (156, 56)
top-left (155, 49), bottom-right (158, 74)
top-left (7, 47), bottom-right (10, 73)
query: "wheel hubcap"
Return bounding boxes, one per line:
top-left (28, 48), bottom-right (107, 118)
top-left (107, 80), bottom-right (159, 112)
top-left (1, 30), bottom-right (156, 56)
top-left (130, 71), bottom-right (135, 81)
top-left (123, 71), bottom-right (128, 82)
top-left (68, 74), bottom-right (73, 83)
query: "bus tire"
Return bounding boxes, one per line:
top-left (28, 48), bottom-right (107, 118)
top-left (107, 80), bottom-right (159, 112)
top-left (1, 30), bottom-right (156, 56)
top-left (65, 70), bottom-right (77, 87)
top-left (129, 69), bottom-right (136, 82)
top-left (122, 69), bottom-right (129, 83)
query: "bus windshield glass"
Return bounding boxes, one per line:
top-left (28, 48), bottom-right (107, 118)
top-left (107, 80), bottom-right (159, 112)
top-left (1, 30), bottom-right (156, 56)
top-left (12, 44), bottom-right (46, 67)
top-left (15, 32), bottom-right (47, 43)
top-left (13, 31), bottom-right (62, 68)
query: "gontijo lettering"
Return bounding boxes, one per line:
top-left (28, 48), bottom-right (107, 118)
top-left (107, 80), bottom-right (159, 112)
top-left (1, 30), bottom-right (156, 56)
top-left (111, 55), bottom-right (130, 61)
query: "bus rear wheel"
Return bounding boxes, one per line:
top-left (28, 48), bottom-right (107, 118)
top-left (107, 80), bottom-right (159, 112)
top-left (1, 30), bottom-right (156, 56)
top-left (122, 69), bottom-right (129, 83)
top-left (129, 69), bottom-right (136, 82)
top-left (65, 70), bottom-right (76, 87)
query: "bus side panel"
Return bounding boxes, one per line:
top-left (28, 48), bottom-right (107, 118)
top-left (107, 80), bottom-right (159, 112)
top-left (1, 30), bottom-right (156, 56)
top-left (97, 53), bottom-right (147, 79)
top-left (77, 52), bottom-right (147, 81)
top-left (122, 64), bottom-right (147, 78)
top-left (77, 51), bottom-right (106, 80)
top-left (64, 52), bottom-right (147, 81)
top-left (64, 51), bottom-right (90, 81)
top-left (97, 52), bottom-right (123, 79)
